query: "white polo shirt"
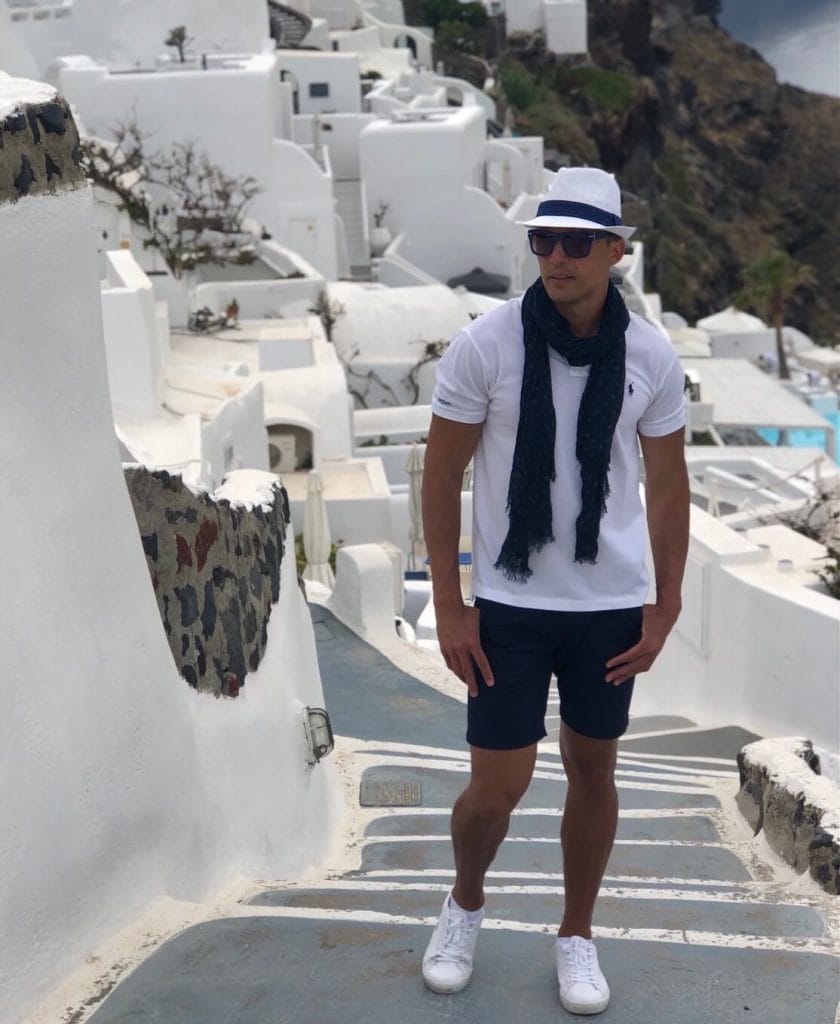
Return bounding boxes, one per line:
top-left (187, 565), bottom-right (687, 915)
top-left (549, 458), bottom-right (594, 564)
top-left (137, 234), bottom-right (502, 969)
top-left (431, 296), bottom-right (686, 610)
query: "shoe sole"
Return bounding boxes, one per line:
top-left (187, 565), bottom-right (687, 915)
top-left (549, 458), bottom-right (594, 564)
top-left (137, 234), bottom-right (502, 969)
top-left (423, 972), bottom-right (472, 995)
top-left (559, 992), bottom-right (610, 1015)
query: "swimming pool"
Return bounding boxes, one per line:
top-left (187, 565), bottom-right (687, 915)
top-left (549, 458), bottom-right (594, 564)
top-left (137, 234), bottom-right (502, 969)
top-left (756, 410), bottom-right (840, 462)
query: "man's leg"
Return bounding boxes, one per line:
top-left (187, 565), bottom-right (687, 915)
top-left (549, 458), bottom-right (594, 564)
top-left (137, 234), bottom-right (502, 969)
top-left (451, 743), bottom-right (538, 911)
top-left (557, 721), bottom-right (619, 938)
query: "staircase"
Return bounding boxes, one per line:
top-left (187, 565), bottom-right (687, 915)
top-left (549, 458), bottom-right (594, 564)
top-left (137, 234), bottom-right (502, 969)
top-left (84, 605), bottom-right (840, 1023)
top-left (334, 178), bottom-right (372, 277)
top-left (267, 0), bottom-right (312, 48)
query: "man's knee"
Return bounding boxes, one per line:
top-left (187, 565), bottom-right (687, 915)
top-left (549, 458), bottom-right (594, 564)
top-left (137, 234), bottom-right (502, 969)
top-left (560, 724), bottom-right (618, 793)
top-left (467, 744), bottom-right (536, 815)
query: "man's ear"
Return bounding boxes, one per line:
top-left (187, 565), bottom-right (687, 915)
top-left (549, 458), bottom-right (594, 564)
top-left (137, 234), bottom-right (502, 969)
top-left (609, 238), bottom-right (626, 266)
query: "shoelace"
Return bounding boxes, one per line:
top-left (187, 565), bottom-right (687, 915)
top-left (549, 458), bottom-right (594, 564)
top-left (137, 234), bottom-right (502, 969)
top-left (434, 913), bottom-right (478, 964)
top-left (563, 939), bottom-right (598, 985)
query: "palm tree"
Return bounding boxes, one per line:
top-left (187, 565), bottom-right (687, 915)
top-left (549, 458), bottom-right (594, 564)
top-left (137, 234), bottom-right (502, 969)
top-left (735, 251), bottom-right (813, 380)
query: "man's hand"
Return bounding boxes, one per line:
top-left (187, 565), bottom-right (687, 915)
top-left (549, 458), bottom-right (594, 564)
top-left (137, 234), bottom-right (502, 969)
top-left (436, 602), bottom-right (494, 698)
top-left (604, 603), bottom-right (681, 686)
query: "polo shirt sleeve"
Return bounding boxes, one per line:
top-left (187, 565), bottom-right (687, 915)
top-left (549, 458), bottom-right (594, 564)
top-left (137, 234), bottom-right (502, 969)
top-left (431, 329), bottom-right (490, 424)
top-left (637, 352), bottom-right (686, 437)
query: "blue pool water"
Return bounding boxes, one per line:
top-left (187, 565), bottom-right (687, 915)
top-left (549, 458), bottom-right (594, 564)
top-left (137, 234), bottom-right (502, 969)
top-left (756, 410), bottom-right (840, 462)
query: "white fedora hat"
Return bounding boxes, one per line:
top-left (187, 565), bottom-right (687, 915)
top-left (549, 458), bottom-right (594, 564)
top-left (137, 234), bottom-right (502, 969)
top-left (519, 166), bottom-right (636, 239)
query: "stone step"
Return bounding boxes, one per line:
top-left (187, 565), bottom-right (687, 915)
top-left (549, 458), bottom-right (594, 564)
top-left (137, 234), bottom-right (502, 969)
top-left (268, 0), bottom-right (311, 47)
top-left (248, 886), bottom-right (826, 939)
top-left (358, 764), bottom-right (721, 812)
top-left (364, 812), bottom-right (722, 843)
top-left (355, 837), bottom-right (753, 882)
top-left (334, 179), bottom-right (369, 267)
top-left (85, 918), bottom-right (840, 1024)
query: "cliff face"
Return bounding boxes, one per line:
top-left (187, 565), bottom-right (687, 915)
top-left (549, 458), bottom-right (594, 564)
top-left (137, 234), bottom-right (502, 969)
top-left (412, 0), bottom-right (840, 341)
top-left (581, 0), bottom-right (840, 341)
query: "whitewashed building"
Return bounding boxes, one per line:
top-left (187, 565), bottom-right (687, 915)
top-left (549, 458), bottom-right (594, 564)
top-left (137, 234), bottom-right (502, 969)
top-left (484, 0), bottom-right (587, 55)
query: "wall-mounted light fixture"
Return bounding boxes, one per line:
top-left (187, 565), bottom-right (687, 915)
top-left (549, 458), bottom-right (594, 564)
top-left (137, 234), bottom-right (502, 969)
top-left (303, 706), bottom-right (334, 765)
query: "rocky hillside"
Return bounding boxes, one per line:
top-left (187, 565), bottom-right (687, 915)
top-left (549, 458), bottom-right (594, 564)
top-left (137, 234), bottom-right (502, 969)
top-left (412, 0), bottom-right (840, 343)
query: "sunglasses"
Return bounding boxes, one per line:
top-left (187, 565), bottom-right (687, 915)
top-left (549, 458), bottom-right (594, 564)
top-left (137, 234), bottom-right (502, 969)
top-left (528, 230), bottom-right (614, 259)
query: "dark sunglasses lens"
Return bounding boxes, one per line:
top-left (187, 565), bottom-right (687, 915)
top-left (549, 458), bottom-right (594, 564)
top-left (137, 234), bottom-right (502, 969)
top-left (560, 235), bottom-right (593, 258)
top-left (529, 232), bottom-right (595, 258)
top-left (529, 232), bottom-right (554, 256)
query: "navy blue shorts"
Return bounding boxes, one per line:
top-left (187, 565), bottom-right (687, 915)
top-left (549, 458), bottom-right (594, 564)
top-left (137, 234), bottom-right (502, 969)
top-left (466, 597), bottom-right (644, 749)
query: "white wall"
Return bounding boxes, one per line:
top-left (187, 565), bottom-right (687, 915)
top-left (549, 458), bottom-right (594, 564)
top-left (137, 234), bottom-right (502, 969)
top-left (484, 138), bottom-right (529, 205)
top-left (70, 0), bottom-right (270, 69)
top-left (270, 139), bottom-right (338, 279)
top-left (364, 19), bottom-right (434, 68)
top-left (544, 0), bottom-right (588, 56)
top-left (505, 0), bottom-right (543, 33)
top-left (396, 186), bottom-right (518, 284)
top-left (294, 112), bottom-right (376, 178)
top-left (59, 55), bottom-right (279, 185)
top-left (198, 382), bottom-right (271, 488)
top-left (708, 330), bottom-right (777, 359)
top-left (263, 364), bottom-right (355, 462)
top-left (0, 4), bottom-right (41, 78)
top-left (302, 0), bottom-right (359, 31)
top-left (1, 176), bottom-right (339, 1024)
top-left (360, 106), bottom-right (487, 230)
top-left (190, 275), bottom-right (325, 319)
top-left (330, 282), bottom-right (471, 358)
top-left (100, 250), bottom-right (164, 413)
top-left (3, 0), bottom-right (74, 77)
top-left (277, 50), bottom-right (362, 114)
top-left (334, 25), bottom-right (382, 53)
top-left (637, 506), bottom-right (840, 752)
top-left (58, 55), bottom-right (339, 280)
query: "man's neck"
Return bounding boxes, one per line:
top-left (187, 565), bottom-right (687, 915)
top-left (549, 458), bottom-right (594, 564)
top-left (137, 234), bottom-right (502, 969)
top-left (554, 306), bottom-right (601, 340)
top-left (553, 286), bottom-right (609, 339)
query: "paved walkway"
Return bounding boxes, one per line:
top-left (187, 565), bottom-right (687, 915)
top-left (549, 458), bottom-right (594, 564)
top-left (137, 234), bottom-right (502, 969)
top-left (88, 606), bottom-right (838, 1023)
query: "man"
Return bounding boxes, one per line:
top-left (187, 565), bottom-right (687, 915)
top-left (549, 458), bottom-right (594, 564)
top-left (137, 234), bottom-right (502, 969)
top-left (421, 167), bottom-right (689, 1015)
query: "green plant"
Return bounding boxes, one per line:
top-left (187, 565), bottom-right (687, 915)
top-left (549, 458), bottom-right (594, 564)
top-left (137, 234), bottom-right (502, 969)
top-left (435, 19), bottom-right (484, 55)
top-left (295, 534), bottom-right (341, 576)
top-left (552, 66), bottom-right (636, 115)
top-left (814, 545), bottom-right (840, 599)
top-left (500, 62), bottom-right (540, 112)
top-left (735, 251), bottom-right (814, 381)
top-left (423, 0), bottom-right (486, 29)
top-left (358, 434), bottom-right (391, 447)
top-left (516, 97), bottom-right (599, 165)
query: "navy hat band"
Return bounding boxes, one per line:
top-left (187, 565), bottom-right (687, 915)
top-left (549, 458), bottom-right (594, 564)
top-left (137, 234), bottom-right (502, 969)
top-left (534, 199), bottom-right (621, 227)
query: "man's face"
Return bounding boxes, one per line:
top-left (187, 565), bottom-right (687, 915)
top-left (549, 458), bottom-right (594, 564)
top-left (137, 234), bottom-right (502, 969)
top-left (534, 230), bottom-right (626, 313)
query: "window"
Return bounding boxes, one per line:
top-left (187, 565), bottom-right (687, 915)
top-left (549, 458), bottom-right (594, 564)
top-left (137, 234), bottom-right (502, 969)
top-left (309, 82), bottom-right (330, 98)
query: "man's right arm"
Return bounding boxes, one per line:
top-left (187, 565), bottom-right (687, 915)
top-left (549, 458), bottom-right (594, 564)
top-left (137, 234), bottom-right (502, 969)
top-left (422, 413), bottom-right (493, 697)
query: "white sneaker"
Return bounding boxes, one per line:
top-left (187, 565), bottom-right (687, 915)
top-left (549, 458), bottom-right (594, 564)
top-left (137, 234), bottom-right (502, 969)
top-left (422, 893), bottom-right (484, 993)
top-left (555, 935), bottom-right (610, 1015)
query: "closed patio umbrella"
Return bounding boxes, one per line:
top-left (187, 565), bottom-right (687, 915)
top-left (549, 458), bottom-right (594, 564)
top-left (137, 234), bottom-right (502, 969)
top-left (303, 468), bottom-right (334, 587)
top-left (406, 442), bottom-right (425, 572)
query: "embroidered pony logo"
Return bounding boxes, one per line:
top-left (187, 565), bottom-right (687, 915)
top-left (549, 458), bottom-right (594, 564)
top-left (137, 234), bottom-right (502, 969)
top-left (628, 382), bottom-right (635, 396)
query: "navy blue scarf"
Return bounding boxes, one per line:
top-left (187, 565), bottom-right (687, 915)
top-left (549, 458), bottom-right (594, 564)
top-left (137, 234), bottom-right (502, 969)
top-left (494, 278), bottom-right (629, 583)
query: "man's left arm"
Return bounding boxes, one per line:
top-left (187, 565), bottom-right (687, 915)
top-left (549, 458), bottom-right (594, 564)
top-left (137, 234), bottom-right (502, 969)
top-left (605, 428), bottom-right (690, 685)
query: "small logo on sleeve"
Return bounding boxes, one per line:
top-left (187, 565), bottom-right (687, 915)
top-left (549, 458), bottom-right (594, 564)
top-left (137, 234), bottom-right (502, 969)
top-left (627, 382), bottom-right (635, 396)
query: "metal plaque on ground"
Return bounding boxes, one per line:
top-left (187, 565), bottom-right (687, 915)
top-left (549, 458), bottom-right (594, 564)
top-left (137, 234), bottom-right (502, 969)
top-left (359, 780), bottom-right (422, 807)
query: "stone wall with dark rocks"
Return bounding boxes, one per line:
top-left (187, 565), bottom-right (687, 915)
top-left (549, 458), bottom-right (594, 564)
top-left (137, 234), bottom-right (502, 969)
top-left (737, 738), bottom-right (840, 896)
top-left (125, 466), bottom-right (290, 698)
top-left (0, 92), bottom-right (84, 203)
